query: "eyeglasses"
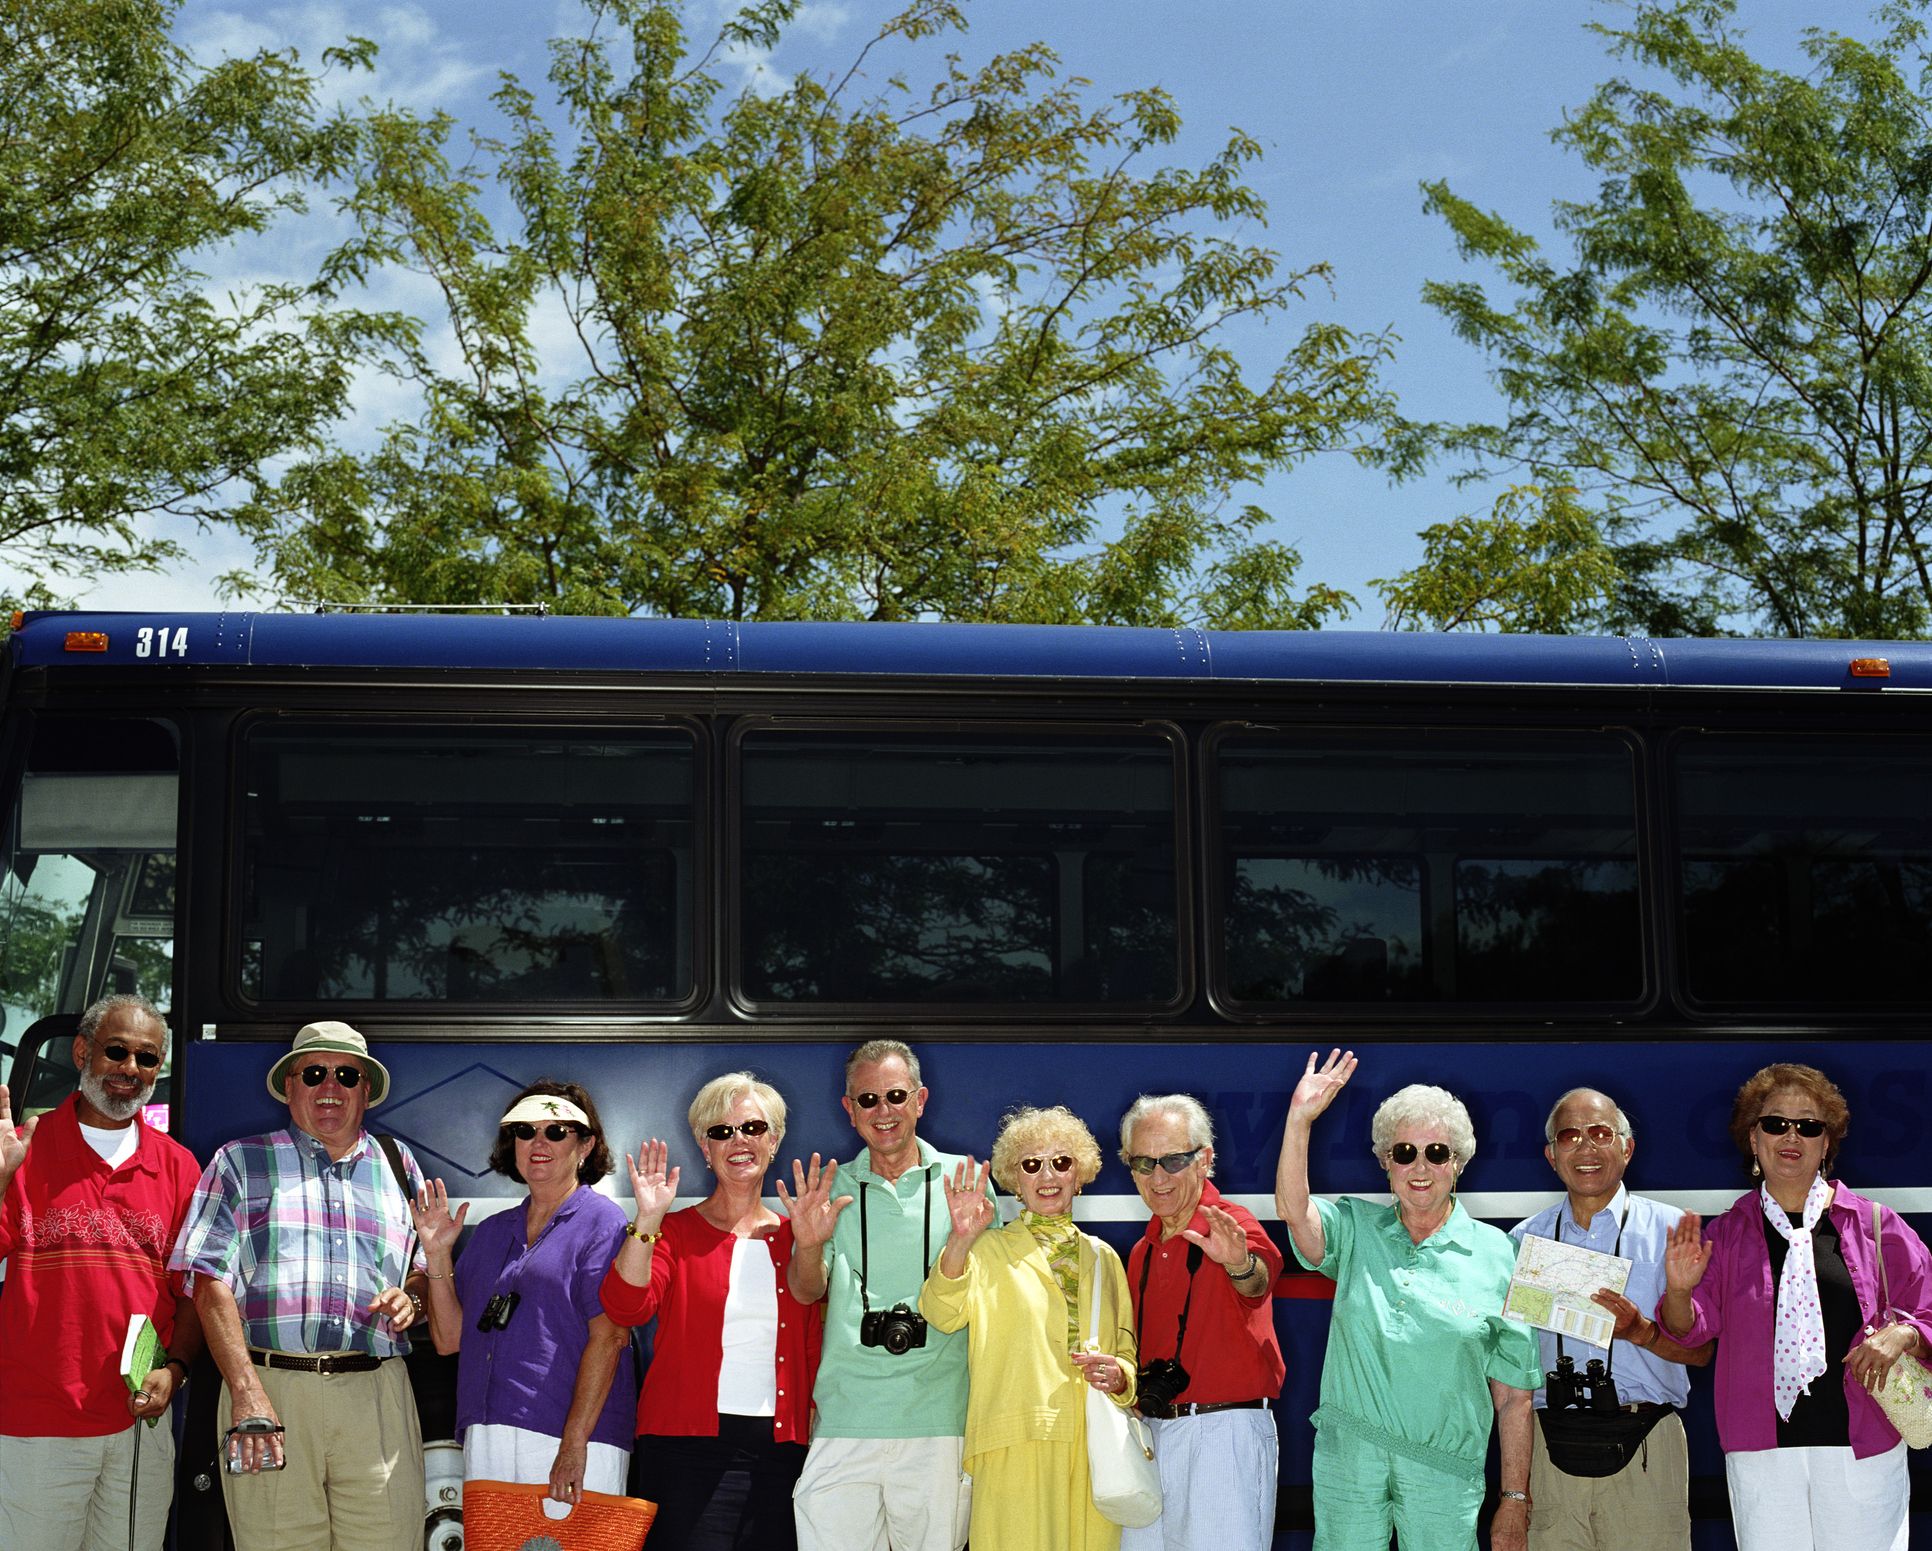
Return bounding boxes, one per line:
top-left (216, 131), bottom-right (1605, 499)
top-left (1756, 1114), bottom-right (1827, 1139)
top-left (851, 1089), bottom-right (912, 1110)
top-left (507, 1122), bottom-right (587, 1143)
top-left (704, 1120), bottom-right (772, 1141)
top-left (1387, 1142), bottom-right (1454, 1167)
top-left (1553, 1124), bottom-right (1621, 1150)
top-left (1126, 1147), bottom-right (1204, 1176)
top-left (298, 1064), bottom-right (363, 1089)
top-left (1019, 1154), bottom-right (1076, 1175)
top-left (99, 1044), bottom-right (162, 1070)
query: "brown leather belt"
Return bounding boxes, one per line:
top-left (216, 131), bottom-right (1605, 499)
top-left (249, 1348), bottom-right (381, 1375)
top-left (1137, 1396), bottom-right (1271, 1420)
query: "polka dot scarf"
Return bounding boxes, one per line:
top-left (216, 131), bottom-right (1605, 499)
top-left (1762, 1173), bottom-right (1833, 1421)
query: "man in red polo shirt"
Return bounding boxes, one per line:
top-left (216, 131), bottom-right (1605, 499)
top-left (0, 994), bottom-right (204, 1551)
top-left (1117, 1093), bottom-right (1286, 1551)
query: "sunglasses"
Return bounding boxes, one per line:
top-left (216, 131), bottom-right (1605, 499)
top-left (1756, 1114), bottom-right (1827, 1139)
top-left (704, 1119), bottom-right (772, 1141)
top-left (1388, 1142), bottom-right (1454, 1167)
top-left (507, 1122), bottom-right (587, 1143)
top-left (1019, 1154), bottom-right (1076, 1175)
top-left (298, 1064), bottom-right (364, 1089)
top-left (851, 1089), bottom-right (912, 1110)
top-left (1126, 1147), bottom-right (1204, 1176)
top-left (1553, 1124), bottom-right (1621, 1150)
top-left (99, 1044), bottom-right (162, 1070)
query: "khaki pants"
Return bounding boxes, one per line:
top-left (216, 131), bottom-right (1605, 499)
top-left (218, 1358), bottom-right (424, 1551)
top-left (1528, 1408), bottom-right (1690, 1551)
top-left (0, 1422), bottom-right (176, 1551)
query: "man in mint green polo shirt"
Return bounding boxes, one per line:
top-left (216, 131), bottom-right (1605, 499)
top-left (783, 1040), bottom-right (985, 1551)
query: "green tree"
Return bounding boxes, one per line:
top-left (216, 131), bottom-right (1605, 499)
top-left (238, 0), bottom-right (1394, 625)
top-left (0, 0), bottom-right (387, 605)
top-left (1415, 0), bottom-right (1932, 638)
top-left (1375, 485), bottom-right (1620, 632)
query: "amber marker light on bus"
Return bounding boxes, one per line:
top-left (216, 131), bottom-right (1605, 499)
top-left (8, 613), bottom-right (21, 633)
top-left (64, 632), bottom-right (109, 653)
top-left (1849, 657), bottom-right (1891, 679)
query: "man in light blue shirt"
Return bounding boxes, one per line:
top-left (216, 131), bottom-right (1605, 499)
top-left (785, 1040), bottom-right (983, 1551)
top-left (1508, 1089), bottom-right (1711, 1551)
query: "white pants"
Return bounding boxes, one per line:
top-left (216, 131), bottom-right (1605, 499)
top-left (793, 1434), bottom-right (971, 1551)
top-left (1724, 1441), bottom-right (1908, 1551)
top-left (0, 1422), bottom-right (176, 1551)
top-left (463, 1422), bottom-right (630, 1522)
top-left (1119, 1406), bottom-right (1277, 1551)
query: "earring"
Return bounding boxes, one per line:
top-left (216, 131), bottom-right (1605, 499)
top-left (1750, 1159), bottom-right (1762, 1179)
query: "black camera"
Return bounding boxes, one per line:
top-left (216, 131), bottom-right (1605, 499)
top-left (478, 1291), bottom-right (521, 1333)
top-left (1544, 1353), bottom-right (1619, 1413)
top-left (1136, 1356), bottom-right (1190, 1411)
top-left (859, 1304), bottom-right (928, 1355)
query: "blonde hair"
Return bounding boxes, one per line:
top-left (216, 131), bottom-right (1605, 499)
top-left (687, 1071), bottom-right (788, 1147)
top-left (989, 1105), bottom-right (1103, 1194)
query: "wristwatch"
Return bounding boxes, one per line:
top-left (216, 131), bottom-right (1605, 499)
top-left (1498, 1490), bottom-right (1529, 1504)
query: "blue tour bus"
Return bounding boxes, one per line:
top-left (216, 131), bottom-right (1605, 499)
top-left (1, 610), bottom-right (1928, 1549)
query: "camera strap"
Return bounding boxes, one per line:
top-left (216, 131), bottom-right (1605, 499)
top-left (1554, 1198), bottom-right (1629, 1382)
top-left (1135, 1236), bottom-right (1205, 1362)
top-left (857, 1163), bottom-right (934, 1314)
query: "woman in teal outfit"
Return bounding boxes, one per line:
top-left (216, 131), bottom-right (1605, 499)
top-left (1275, 1050), bottom-right (1539, 1551)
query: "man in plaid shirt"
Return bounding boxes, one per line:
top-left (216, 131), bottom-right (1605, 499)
top-left (170, 1022), bottom-right (428, 1551)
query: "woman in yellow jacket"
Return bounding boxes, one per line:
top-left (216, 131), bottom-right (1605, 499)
top-left (919, 1105), bottom-right (1138, 1551)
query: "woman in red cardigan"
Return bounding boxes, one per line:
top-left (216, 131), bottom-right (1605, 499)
top-left (601, 1071), bottom-right (823, 1550)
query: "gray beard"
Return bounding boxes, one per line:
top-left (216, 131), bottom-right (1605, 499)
top-left (79, 1067), bottom-right (150, 1123)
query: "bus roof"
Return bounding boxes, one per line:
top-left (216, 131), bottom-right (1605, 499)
top-left (7, 612), bottom-right (1926, 690)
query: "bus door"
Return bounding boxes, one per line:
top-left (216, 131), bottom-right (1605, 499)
top-left (0, 714), bottom-right (178, 1120)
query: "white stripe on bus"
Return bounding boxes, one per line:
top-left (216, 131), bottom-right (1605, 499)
top-left (441, 1187), bottom-right (1932, 1224)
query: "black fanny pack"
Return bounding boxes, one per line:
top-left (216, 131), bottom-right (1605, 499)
top-left (1536, 1404), bottom-right (1670, 1478)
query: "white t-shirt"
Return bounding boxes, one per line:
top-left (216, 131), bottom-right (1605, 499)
top-left (715, 1238), bottom-right (779, 1417)
top-left (78, 1120), bottom-right (140, 1170)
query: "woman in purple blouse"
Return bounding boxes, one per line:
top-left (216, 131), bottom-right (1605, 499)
top-left (1657, 1063), bottom-right (1932, 1551)
top-left (414, 1079), bottom-right (637, 1509)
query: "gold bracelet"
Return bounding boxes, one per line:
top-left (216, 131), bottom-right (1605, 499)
top-left (626, 1221), bottom-right (664, 1243)
top-left (424, 1268), bottom-right (454, 1280)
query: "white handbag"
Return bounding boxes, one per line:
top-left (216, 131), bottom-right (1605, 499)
top-left (1869, 1204), bottom-right (1932, 1449)
top-left (1081, 1235), bottom-right (1163, 1527)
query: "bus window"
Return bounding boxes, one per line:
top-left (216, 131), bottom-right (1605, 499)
top-left (1214, 729), bottom-right (1642, 1008)
top-left (0, 718), bottom-right (178, 1041)
top-left (736, 728), bottom-right (1182, 1009)
top-left (1675, 734), bottom-right (1932, 1007)
top-left (239, 724), bottom-right (696, 1005)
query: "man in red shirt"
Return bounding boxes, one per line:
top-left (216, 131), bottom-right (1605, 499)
top-left (0, 994), bottom-right (204, 1551)
top-left (1117, 1092), bottom-right (1285, 1551)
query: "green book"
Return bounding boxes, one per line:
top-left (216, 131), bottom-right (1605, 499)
top-left (120, 1314), bottom-right (163, 1427)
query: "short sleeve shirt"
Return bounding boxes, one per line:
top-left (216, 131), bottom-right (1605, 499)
top-left (811, 1141), bottom-right (979, 1438)
top-left (453, 1186), bottom-right (636, 1450)
top-left (1295, 1195), bottom-right (1540, 1478)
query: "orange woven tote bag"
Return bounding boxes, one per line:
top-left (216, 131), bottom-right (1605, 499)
top-left (462, 1480), bottom-right (657, 1551)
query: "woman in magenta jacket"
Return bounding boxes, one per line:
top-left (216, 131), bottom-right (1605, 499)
top-left (601, 1072), bottom-right (822, 1550)
top-left (1657, 1063), bottom-right (1932, 1551)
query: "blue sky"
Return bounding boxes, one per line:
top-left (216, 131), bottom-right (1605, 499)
top-left (67, 0), bottom-right (1829, 618)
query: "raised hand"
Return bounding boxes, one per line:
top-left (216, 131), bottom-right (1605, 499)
top-left (775, 1153), bottom-right (853, 1251)
top-left (944, 1157), bottom-right (995, 1244)
top-left (626, 1139), bottom-right (680, 1231)
top-left (0, 1083), bottom-right (37, 1182)
top-left (413, 1179), bottom-right (469, 1266)
top-left (1288, 1049), bottom-right (1356, 1127)
top-left (1181, 1202), bottom-right (1254, 1268)
top-left (1663, 1212), bottom-right (1709, 1292)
